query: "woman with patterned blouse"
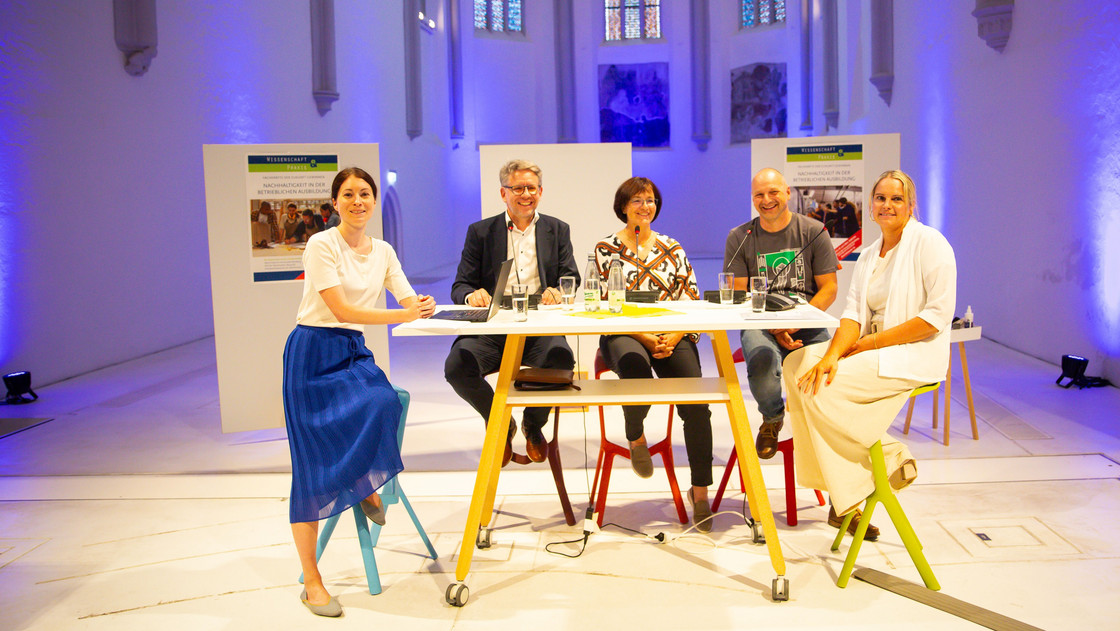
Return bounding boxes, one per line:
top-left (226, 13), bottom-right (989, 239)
top-left (592, 176), bottom-right (715, 533)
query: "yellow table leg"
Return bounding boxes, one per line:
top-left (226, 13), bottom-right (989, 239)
top-left (453, 334), bottom-right (526, 582)
top-left (709, 332), bottom-right (786, 577)
top-left (480, 335), bottom-right (526, 526)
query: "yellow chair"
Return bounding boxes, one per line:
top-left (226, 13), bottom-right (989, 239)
top-left (901, 382), bottom-right (941, 436)
top-left (831, 386), bottom-right (940, 590)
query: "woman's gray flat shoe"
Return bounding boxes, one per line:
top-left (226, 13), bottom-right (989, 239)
top-left (360, 499), bottom-right (386, 526)
top-left (300, 589), bottom-right (343, 618)
top-left (629, 442), bottom-right (654, 478)
top-left (688, 488), bottom-right (713, 533)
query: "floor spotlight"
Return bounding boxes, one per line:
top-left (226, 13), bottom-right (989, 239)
top-left (1056, 355), bottom-right (1112, 389)
top-left (4, 371), bottom-right (38, 404)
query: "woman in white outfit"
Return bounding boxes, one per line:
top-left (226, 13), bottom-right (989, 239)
top-left (782, 170), bottom-right (956, 525)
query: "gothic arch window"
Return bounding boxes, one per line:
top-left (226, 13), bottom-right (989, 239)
top-left (605, 0), bottom-right (662, 42)
top-left (474, 0), bottom-right (523, 34)
top-left (741, 0), bottom-right (786, 29)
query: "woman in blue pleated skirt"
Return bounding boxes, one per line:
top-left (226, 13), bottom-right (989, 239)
top-left (283, 167), bottom-right (435, 617)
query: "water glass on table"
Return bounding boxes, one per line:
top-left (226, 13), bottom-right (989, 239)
top-left (559, 275), bottom-right (577, 310)
top-left (750, 276), bottom-right (768, 313)
top-left (717, 272), bottom-right (735, 305)
top-left (511, 283), bottom-right (529, 321)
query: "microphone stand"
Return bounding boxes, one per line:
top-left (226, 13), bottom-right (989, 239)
top-left (507, 219), bottom-right (523, 286)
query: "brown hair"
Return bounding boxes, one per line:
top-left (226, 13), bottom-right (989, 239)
top-left (612, 177), bottom-right (662, 222)
top-left (331, 166), bottom-right (378, 201)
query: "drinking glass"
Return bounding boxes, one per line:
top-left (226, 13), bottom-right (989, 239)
top-left (559, 276), bottom-right (577, 310)
top-left (511, 284), bottom-right (529, 321)
top-left (717, 272), bottom-right (735, 305)
top-left (750, 276), bottom-right (768, 313)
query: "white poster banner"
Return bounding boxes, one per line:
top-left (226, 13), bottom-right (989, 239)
top-left (246, 154), bottom-right (339, 282)
top-left (478, 143), bottom-right (632, 372)
top-left (203, 143), bottom-right (382, 433)
top-left (752, 134), bottom-right (900, 317)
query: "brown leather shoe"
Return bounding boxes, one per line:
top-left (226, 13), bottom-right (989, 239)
top-left (755, 420), bottom-right (783, 460)
top-left (523, 425), bottom-right (547, 463)
top-left (828, 504), bottom-right (879, 541)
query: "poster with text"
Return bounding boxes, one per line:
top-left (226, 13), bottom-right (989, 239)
top-left (246, 154), bottom-right (337, 282)
top-left (785, 144), bottom-right (865, 261)
top-left (751, 134), bottom-right (900, 319)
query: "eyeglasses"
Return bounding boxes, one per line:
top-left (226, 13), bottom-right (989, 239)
top-left (503, 185), bottom-right (540, 196)
top-left (628, 198), bottom-right (657, 207)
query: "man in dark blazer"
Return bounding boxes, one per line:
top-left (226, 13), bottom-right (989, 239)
top-left (445, 159), bottom-right (580, 465)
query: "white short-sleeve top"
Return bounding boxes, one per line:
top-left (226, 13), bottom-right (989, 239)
top-left (296, 228), bottom-right (416, 332)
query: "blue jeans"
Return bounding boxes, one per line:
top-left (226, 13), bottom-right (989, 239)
top-left (740, 327), bottom-right (832, 424)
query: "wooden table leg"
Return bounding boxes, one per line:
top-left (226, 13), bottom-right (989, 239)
top-left (943, 342), bottom-right (953, 446)
top-left (453, 334), bottom-right (525, 583)
top-left (710, 332), bottom-right (786, 579)
top-left (958, 342), bottom-right (979, 440)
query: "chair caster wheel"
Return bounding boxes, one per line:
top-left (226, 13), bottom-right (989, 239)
top-left (751, 520), bottom-right (766, 544)
top-left (772, 576), bottom-right (789, 601)
top-left (445, 582), bottom-right (469, 607)
top-left (475, 527), bottom-right (492, 549)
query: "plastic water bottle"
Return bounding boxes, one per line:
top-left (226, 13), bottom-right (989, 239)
top-left (607, 253), bottom-right (625, 313)
top-left (583, 253), bottom-right (600, 312)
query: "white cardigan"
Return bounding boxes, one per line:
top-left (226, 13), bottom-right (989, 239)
top-left (841, 219), bottom-right (957, 383)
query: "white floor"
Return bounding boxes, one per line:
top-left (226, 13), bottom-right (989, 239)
top-left (2, 323), bottom-right (1119, 630)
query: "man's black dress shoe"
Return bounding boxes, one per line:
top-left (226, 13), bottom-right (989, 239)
top-left (523, 425), bottom-right (547, 463)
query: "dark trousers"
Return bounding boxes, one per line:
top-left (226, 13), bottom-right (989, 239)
top-left (599, 335), bottom-right (713, 487)
top-left (444, 334), bottom-right (574, 432)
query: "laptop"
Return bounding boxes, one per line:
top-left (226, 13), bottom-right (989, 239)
top-left (431, 259), bottom-right (514, 322)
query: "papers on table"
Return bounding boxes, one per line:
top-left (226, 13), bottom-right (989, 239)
top-left (566, 304), bottom-right (684, 319)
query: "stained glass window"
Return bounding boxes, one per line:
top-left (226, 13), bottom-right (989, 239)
top-left (474, 0), bottom-right (523, 34)
top-left (604, 0), bottom-right (660, 42)
top-left (474, 0), bottom-right (487, 29)
top-left (741, 0), bottom-right (786, 29)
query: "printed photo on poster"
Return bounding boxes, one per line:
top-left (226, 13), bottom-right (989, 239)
top-left (598, 63), bottom-right (670, 148)
top-left (786, 144), bottom-right (864, 260)
top-left (246, 154), bottom-right (338, 282)
top-left (730, 62), bottom-right (787, 143)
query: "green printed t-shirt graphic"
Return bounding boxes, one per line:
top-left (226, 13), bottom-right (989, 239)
top-left (757, 249), bottom-right (806, 293)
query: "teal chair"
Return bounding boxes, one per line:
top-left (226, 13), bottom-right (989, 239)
top-left (300, 386), bottom-right (437, 595)
top-left (831, 438), bottom-right (939, 590)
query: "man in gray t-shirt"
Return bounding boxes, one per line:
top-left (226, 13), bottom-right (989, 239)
top-left (723, 168), bottom-right (839, 460)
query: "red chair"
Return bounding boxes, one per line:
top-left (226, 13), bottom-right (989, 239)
top-left (507, 407), bottom-right (576, 526)
top-left (710, 348), bottom-right (825, 526)
top-left (590, 349), bottom-right (688, 527)
top-left (485, 371), bottom-right (576, 526)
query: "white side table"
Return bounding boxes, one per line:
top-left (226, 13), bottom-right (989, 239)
top-left (902, 326), bottom-right (982, 446)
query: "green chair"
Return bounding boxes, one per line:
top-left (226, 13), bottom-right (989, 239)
top-left (831, 439), bottom-right (939, 590)
top-left (299, 385), bottom-right (437, 595)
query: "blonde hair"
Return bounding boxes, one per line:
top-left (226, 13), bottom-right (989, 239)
top-left (872, 170), bottom-right (917, 209)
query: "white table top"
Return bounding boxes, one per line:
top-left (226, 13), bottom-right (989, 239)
top-left (950, 325), bottom-right (982, 343)
top-left (393, 301), bottom-right (839, 337)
